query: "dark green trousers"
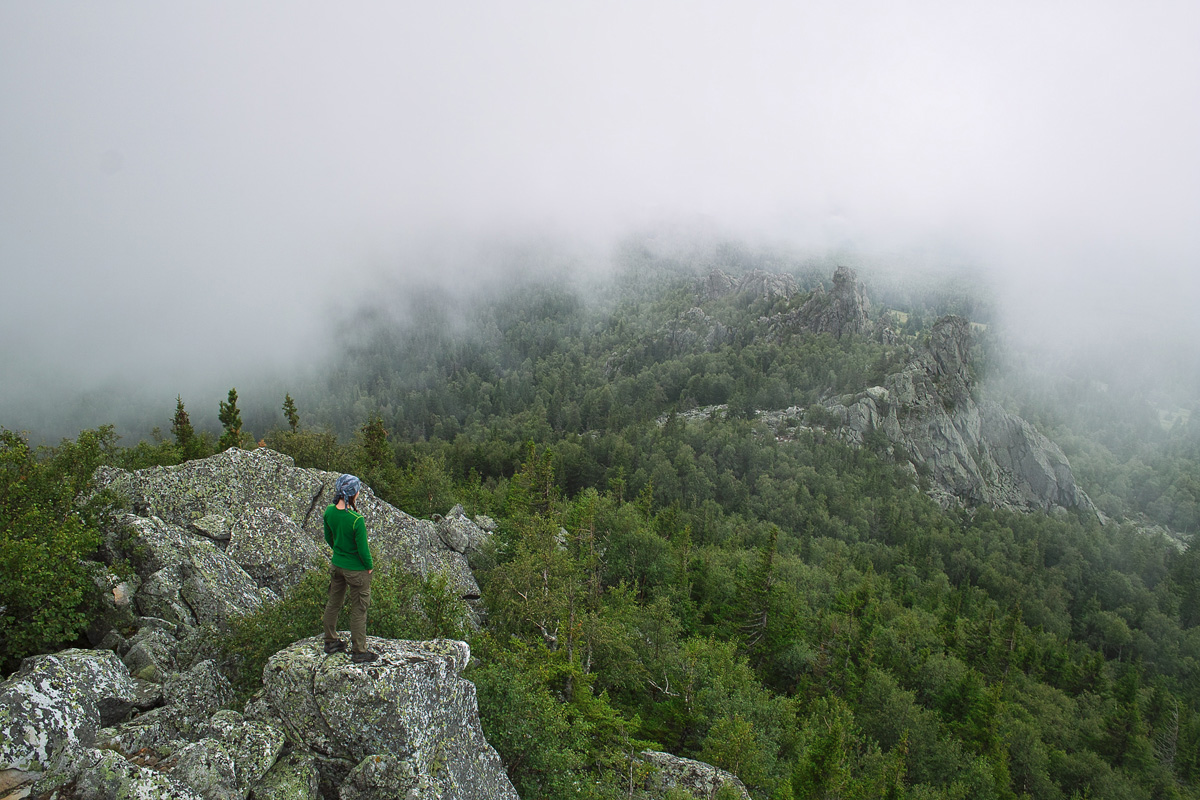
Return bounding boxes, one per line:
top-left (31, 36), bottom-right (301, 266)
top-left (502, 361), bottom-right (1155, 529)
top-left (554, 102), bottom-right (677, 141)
top-left (322, 565), bottom-right (372, 653)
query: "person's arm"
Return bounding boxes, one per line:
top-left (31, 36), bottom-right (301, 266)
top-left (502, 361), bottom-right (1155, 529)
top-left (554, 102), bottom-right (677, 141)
top-left (355, 516), bottom-right (373, 570)
top-left (324, 508), bottom-right (335, 548)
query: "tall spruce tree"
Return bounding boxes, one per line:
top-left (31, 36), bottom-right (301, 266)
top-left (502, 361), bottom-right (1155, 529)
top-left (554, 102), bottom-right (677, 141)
top-left (282, 393), bottom-right (300, 432)
top-left (218, 388), bottom-right (243, 450)
top-left (170, 396), bottom-right (200, 460)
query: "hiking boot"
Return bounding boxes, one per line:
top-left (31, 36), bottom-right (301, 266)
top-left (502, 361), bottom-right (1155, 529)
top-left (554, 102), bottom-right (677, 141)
top-left (324, 639), bottom-right (347, 654)
top-left (351, 650), bottom-right (378, 664)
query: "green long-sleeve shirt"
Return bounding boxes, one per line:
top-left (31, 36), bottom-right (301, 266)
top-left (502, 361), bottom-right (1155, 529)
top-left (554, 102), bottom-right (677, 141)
top-left (323, 504), bottom-right (373, 571)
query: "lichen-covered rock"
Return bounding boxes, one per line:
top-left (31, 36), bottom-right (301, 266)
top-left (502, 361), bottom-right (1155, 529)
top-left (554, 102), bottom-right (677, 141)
top-left (190, 514), bottom-right (230, 541)
top-left (98, 660), bottom-right (233, 757)
top-left (204, 710), bottom-right (285, 794)
top-left (30, 741), bottom-right (204, 800)
top-left (84, 563), bottom-right (139, 647)
top-left (250, 750), bottom-right (321, 800)
top-left (0, 649), bottom-right (137, 771)
top-left (439, 506), bottom-right (490, 554)
top-left (178, 554), bottom-right (277, 627)
top-left (160, 737), bottom-right (240, 800)
top-left (113, 512), bottom-right (277, 630)
top-left (136, 564), bottom-right (197, 627)
top-left (123, 625), bottom-right (179, 682)
top-left (640, 750), bottom-right (750, 800)
top-left (226, 507), bottom-right (325, 595)
top-left (257, 637), bottom-right (518, 800)
top-left (94, 448), bottom-right (481, 603)
top-left (338, 753), bottom-right (422, 800)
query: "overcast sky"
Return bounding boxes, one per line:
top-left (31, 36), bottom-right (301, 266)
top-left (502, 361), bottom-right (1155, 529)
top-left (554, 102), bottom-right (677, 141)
top-left (3, 2), bottom-right (1199, 434)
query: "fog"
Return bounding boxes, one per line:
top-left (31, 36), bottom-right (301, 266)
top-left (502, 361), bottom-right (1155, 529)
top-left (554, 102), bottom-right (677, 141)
top-left (3, 3), bottom-right (1199, 440)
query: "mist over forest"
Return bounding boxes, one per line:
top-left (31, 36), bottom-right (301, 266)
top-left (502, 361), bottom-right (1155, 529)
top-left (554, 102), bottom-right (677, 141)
top-left (5, 5), bottom-right (1200, 799)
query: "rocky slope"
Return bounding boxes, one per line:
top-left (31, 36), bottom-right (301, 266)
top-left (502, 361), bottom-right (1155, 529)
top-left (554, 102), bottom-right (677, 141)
top-left (667, 266), bottom-right (1097, 515)
top-left (1, 449), bottom-right (740, 800)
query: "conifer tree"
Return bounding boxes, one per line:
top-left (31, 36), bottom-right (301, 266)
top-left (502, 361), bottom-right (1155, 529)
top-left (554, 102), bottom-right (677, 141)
top-left (170, 396), bottom-right (200, 459)
top-left (282, 393), bottom-right (300, 432)
top-left (218, 388), bottom-right (243, 450)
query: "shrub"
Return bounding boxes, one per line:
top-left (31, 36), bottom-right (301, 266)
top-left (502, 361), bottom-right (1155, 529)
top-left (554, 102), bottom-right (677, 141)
top-left (219, 565), bottom-right (467, 696)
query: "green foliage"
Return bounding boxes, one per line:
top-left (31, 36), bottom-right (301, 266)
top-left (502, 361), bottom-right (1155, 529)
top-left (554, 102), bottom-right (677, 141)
top-left (282, 393), bottom-right (300, 432)
top-left (217, 387), bottom-right (245, 450)
top-left (9, 258), bottom-right (1200, 798)
top-left (0, 429), bottom-right (109, 672)
top-left (219, 565), bottom-right (467, 698)
top-left (172, 395), bottom-right (204, 460)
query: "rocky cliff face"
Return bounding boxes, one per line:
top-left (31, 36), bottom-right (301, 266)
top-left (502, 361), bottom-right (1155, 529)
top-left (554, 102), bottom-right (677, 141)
top-left (701, 268), bottom-right (797, 302)
top-left (825, 315), bottom-right (1097, 514)
top-left (791, 265), bottom-right (872, 338)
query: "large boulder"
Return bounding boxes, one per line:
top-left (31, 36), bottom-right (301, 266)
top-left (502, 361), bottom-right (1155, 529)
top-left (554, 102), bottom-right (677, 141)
top-left (639, 750), bottom-right (751, 800)
top-left (251, 637), bottom-right (518, 800)
top-left (0, 649), bottom-right (137, 771)
top-left (94, 448), bottom-right (481, 604)
top-left (30, 741), bottom-right (204, 800)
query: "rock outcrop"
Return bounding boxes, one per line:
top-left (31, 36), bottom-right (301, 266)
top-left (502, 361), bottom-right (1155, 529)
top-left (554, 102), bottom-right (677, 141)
top-left (94, 447), bottom-right (484, 603)
top-left (0, 649), bottom-right (140, 771)
top-left (701, 268), bottom-right (797, 302)
top-left (13, 639), bottom-right (517, 800)
top-left (81, 448), bottom-right (491, 682)
top-left (247, 637), bottom-right (519, 800)
top-left (639, 750), bottom-right (751, 799)
top-left (824, 315), bottom-right (1097, 514)
top-left (784, 265), bottom-right (872, 339)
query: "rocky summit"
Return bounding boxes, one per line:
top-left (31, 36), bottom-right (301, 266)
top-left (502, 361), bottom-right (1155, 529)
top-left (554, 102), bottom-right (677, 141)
top-left (824, 315), bottom-right (1097, 514)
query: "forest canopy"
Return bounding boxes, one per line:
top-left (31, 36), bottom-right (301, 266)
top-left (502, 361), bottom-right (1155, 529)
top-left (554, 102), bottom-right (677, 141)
top-left (4, 255), bottom-right (1199, 800)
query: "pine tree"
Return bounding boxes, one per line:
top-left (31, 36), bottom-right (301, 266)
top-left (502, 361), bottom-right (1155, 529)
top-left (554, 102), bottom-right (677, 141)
top-left (218, 388), bottom-right (244, 451)
top-left (282, 393), bottom-right (300, 432)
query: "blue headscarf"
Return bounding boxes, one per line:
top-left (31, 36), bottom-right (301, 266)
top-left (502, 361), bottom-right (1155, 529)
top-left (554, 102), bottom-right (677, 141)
top-left (334, 474), bottom-right (362, 503)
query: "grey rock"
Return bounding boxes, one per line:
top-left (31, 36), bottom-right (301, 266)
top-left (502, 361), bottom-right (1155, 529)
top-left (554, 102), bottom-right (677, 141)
top-left (94, 448), bottom-right (481, 603)
top-left (96, 629), bottom-right (128, 656)
top-left (131, 677), bottom-right (165, 710)
top-left (205, 710), bottom-right (286, 795)
top-left (84, 564), bottom-right (139, 646)
top-left (123, 625), bottom-right (178, 681)
top-left (640, 750), bottom-right (750, 800)
top-left (226, 507), bottom-right (325, 595)
top-left (438, 507), bottom-right (490, 554)
top-left (160, 737), bottom-right (240, 800)
top-left (98, 660), bottom-right (234, 757)
top-left (136, 564), bottom-right (197, 628)
top-left (792, 266), bottom-right (871, 339)
top-left (257, 637), bottom-right (518, 800)
top-left (472, 514), bottom-right (497, 533)
top-left (190, 514), bottom-right (231, 541)
top-left (0, 767), bottom-right (40, 798)
top-left (31, 741), bottom-right (203, 800)
top-left (0, 648), bottom-right (137, 771)
top-left (818, 315), bottom-right (1097, 515)
top-left (338, 753), bottom-right (421, 800)
top-left (700, 268), bottom-right (797, 302)
top-left (734, 268), bottom-right (798, 301)
top-left (250, 750), bottom-right (321, 800)
top-left (178, 545), bottom-right (278, 627)
top-left (701, 268), bottom-right (737, 301)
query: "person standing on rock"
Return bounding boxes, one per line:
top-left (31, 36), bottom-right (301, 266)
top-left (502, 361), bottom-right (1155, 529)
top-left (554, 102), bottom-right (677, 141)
top-left (321, 474), bottom-right (378, 663)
